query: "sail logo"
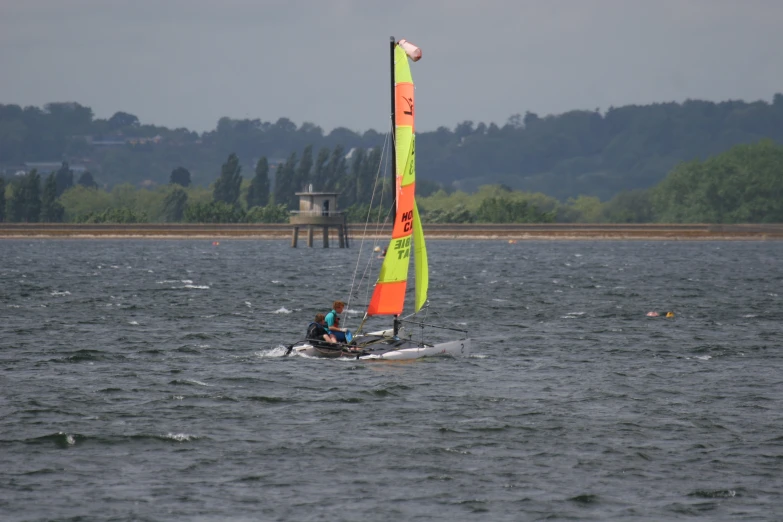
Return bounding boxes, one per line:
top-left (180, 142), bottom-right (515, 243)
top-left (394, 236), bottom-right (411, 259)
top-left (400, 210), bottom-right (413, 232)
top-left (395, 83), bottom-right (414, 128)
top-left (402, 97), bottom-right (413, 117)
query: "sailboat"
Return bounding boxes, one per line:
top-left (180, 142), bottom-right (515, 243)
top-left (290, 37), bottom-right (471, 360)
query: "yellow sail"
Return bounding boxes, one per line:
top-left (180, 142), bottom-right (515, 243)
top-left (413, 200), bottom-right (428, 312)
top-left (367, 43), bottom-right (420, 316)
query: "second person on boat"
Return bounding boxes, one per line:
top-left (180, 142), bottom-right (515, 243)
top-left (325, 300), bottom-right (352, 343)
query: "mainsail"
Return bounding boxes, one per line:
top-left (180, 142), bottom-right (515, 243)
top-left (367, 41), bottom-right (429, 316)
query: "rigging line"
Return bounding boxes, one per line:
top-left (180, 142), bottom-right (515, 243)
top-left (357, 123), bottom-right (395, 294)
top-left (356, 135), bottom-right (394, 298)
top-left (345, 130), bottom-right (392, 322)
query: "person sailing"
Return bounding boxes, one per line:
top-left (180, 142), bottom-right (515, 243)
top-left (307, 313), bottom-right (337, 347)
top-left (325, 300), bottom-right (352, 343)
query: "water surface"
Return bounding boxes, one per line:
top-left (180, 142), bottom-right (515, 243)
top-left (1, 239), bottom-right (782, 520)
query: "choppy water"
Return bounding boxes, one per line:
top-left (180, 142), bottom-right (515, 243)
top-left (1, 239), bottom-right (782, 521)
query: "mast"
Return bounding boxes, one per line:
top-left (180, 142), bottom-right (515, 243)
top-left (389, 36), bottom-right (400, 337)
top-left (389, 36), bottom-right (397, 217)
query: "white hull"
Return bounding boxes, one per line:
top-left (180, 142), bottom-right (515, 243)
top-left (359, 338), bottom-right (471, 360)
top-left (292, 337), bottom-right (470, 361)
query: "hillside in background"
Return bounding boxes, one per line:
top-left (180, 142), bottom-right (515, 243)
top-left (1, 94), bottom-right (782, 201)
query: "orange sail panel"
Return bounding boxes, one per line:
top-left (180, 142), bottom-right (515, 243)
top-left (367, 43), bottom-right (416, 317)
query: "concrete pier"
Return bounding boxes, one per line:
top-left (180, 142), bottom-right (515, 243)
top-left (290, 189), bottom-right (349, 248)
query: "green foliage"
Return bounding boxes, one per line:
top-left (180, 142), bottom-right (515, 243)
top-left (344, 203), bottom-right (392, 223)
top-left (0, 177), bottom-right (5, 222)
top-left (184, 201), bottom-right (245, 223)
top-left (559, 195), bottom-right (604, 223)
top-left (417, 179), bottom-right (442, 197)
top-left (312, 147), bottom-right (331, 190)
top-left (245, 204), bottom-right (289, 223)
top-left (246, 157), bottom-right (270, 208)
top-left (162, 187), bottom-right (188, 222)
top-left (75, 207), bottom-right (148, 223)
top-left (59, 183), bottom-right (211, 223)
top-left (7, 170), bottom-right (42, 222)
top-left (3, 96), bottom-right (783, 203)
top-left (213, 153), bottom-right (242, 204)
top-left (652, 140), bottom-right (783, 223)
top-left (126, 186), bottom-right (173, 222)
top-left (40, 173), bottom-right (65, 222)
top-left (78, 171), bottom-right (98, 188)
top-left (601, 189), bottom-right (655, 223)
top-left (170, 166), bottom-right (191, 187)
top-left (59, 185), bottom-right (112, 221)
top-left (339, 147), bottom-right (384, 208)
top-left (424, 204), bottom-right (474, 223)
top-left (4, 97), bottom-right (779, 224)
top-left (108, 111), bottom-right (140, 130)
top-left (273, 152), bottom-right (298, 209)
top-left (109, 183), bottom-right (140, 210)
top-left (323, 145), bottom-right (347, 193)
top-left (475, 197), bottom-right (555, 223)
top-left (418, 185), bottom-right (559, 221)
top-left (55, 162), bottom-right (74, 196)
top-left (296, 145), bottom-right (314, 191)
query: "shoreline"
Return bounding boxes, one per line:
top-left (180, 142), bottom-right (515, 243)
top-left (1, 223), bottom-right (782, 240)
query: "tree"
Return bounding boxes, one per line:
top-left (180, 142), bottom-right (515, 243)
top-left (184, 201), bottom-right (245, 223)
top-left (213, 153), bottom-right (242, 205)
top-left (7, 170), bottom-right (42, 222)
top-left (75, 207), bottom-right (147, 223)
top-left (602, 189), bottom-right (654, 223)
top-left (246, 157), bottom-right (270, 208)
top-left (77, 171), bottom-right (98, 188)
top-left (162, 187), bottom-right (188, 222)
top-left (108, 111), bottom-right (140, 130)
top-left (54, 162), bottom-right (74, 197)
top-left (0, 177), bottom-right (5, 222)
top-left (295, 145), bottom-right (314, 191)
top-left (652, 140), bottom-right (783, 223)
top-left (364, 147), bottom-right (385, 206)
top-left (273, 153), bottom-right (298, 209)
top-left (6, 182), bottom-right (23, 222)
top-left (45, 102), bottom-right (94, 132)
top-left (560, 195), bottom-right (604, 223)
top-left (475, 197), bottom-right (554, 223)
top-left (170, 166), bottom-right (191, 187)
top-left (312, 147), bottom-right (330, 191)
top-left (245, 203), bottom-right (289, 223)
top-left (324, 145), bottom-right (347, 193)
top-left (58, 184), bottom-right (112, 221)
top-left (40, 173), bottom-right (65, 222)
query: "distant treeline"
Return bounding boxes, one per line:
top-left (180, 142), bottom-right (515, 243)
top-left (1, 95), bottom-right (783, 201)
top-left (2, 140), bottom-right (782, 224)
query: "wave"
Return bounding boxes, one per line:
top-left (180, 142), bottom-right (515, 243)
top-left (687, 489), bottom-right (737, 498)
top-left (169, 379), bottom-right (212, 387)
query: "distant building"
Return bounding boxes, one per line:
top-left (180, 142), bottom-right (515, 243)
top-left (289, 186), bottom-right (348, 248)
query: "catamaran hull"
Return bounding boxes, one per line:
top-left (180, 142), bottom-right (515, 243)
top-left (291, 338), bottom-right (471, 360)
top-left (359, 338), bottom-right (471, 360)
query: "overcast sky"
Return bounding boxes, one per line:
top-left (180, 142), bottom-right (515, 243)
top-left (1, 0), bottom-right (781, 134)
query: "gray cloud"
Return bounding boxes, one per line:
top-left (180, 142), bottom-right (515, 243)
top-left (1, 0), bottom-right (781, 133)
